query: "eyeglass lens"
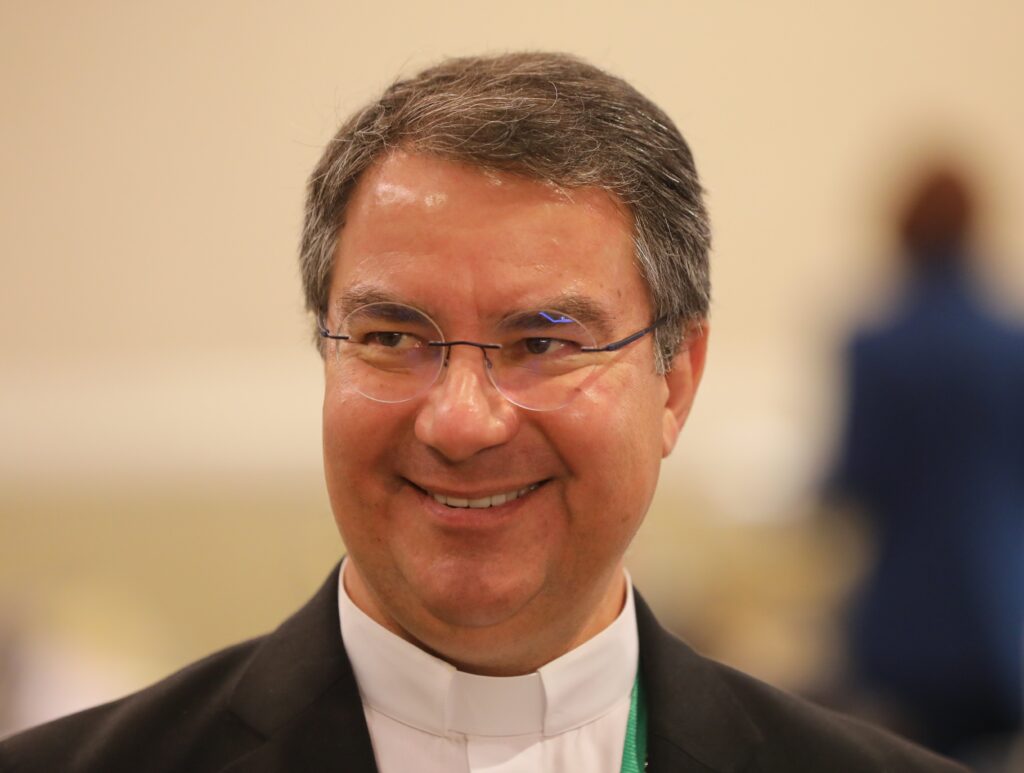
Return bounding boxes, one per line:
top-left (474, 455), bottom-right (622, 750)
top-left (323, 302), bottom-right (599, 410)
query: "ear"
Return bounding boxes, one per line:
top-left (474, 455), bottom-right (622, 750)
top-left (661, 321), bottom-right (709, 457)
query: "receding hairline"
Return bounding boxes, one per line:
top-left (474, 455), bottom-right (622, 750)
top-left (335, 145), bottom-right (637, 226)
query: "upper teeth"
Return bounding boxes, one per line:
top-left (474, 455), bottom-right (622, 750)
top-left (432, 484), bottom-right (540, 509)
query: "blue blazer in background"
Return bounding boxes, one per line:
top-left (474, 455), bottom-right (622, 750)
top-left (832, 263), bottom-right (1024, 744)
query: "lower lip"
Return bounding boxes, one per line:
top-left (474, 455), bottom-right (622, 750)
top-left (407, 482), bottom-right (546, 528)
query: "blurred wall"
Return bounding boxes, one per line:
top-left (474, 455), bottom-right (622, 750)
top-left (2, 0), bottom-right (1023, 732)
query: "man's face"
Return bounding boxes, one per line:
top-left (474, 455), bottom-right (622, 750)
top-left (322, 151), bottom-right (705, 672)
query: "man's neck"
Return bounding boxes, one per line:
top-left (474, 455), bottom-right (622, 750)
top-left (342, 558), bottom-right (628, 676)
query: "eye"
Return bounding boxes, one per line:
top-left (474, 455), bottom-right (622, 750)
top-left (366, 331), bottom-right (404, 347)
top-left (495, 309), bottom-right (595, 374)
top-left (524, 337), bottom-right (555, 355)
top-left (517, 337), bottom-right (579, 357)
top-left (528, 337), bottom-right (569, 356)
top-left (359, 331), bottom-right (424, 349)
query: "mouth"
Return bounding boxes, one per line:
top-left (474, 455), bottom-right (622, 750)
top-left (409, 481), bottom-right (548, 510)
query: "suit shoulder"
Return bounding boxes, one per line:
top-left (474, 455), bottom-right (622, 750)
top-left (0, 636), bottom-right (265, 773)
top-left (636, 591), bottom-right (968, 772)
top-left (712, 662), bottom-right (969, 772)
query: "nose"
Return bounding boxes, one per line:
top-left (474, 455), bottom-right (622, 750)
top-left (414, 346), bottom-right (519, 462)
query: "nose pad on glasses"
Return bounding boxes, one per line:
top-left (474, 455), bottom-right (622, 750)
top-left (415, 344), bottom-right (517, 461)
top-left (434, 342), bottom-right (500, 387)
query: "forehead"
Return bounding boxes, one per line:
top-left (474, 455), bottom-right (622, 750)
top-left (329, 151), bottom-right (649, 325)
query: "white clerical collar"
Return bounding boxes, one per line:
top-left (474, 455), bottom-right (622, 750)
top-left (337, 560), bottom-right (639, 738)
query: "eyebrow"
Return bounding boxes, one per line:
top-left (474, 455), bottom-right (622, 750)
top-left (334, 285), bottom-right (403, 317)
top-left (497, 293), bottom-right (616, 340)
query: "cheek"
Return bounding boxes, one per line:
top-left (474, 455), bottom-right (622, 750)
top-left (322, 388), bottom-right (352, 470)
top-left (566, 367), bottom-right (665, 452)
top-left (321, 393), bottom-right (400, 560)
top-left (555, 382), bottom-right (664, 517)
top-left (322, 386), bottom-right (385, 503)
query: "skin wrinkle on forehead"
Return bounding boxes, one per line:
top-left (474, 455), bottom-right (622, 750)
top-left (327, 252), bottom-right (633, 334)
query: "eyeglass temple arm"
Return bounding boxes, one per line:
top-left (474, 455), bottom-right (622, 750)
top-left (317, 320), bottom-right (350, 341)
top-left (580, 317), bottom-right (667, 353)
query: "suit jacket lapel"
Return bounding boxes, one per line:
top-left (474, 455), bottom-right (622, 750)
top-left (636, 593), bottom-right (762, 773)
top-left (224, 564), bottom-right (378, 773)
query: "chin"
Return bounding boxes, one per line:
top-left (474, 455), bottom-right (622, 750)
top-left (409, 569), bottom-right (544, 631)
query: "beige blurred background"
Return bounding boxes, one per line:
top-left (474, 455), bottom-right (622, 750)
top-left (3, 0), bottom-right (1023, 737)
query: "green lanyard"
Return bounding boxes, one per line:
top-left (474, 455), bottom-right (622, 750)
top-left (619, 673), bottom-right (648, 773)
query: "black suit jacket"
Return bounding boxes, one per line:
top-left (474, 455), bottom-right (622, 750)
top-left (0, 566), bottom-right (967, 772)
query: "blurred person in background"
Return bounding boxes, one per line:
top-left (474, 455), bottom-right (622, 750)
top-left (829, 164), bottom-right (1024, 767)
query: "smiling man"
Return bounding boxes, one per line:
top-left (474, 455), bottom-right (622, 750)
top-left (322, 151), bottom-right (685, 681)
top-left (1, 53), bottom-right (966, 773)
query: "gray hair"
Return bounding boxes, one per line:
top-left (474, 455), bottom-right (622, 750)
top-left (300, 52), bottom-right (710, 372)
